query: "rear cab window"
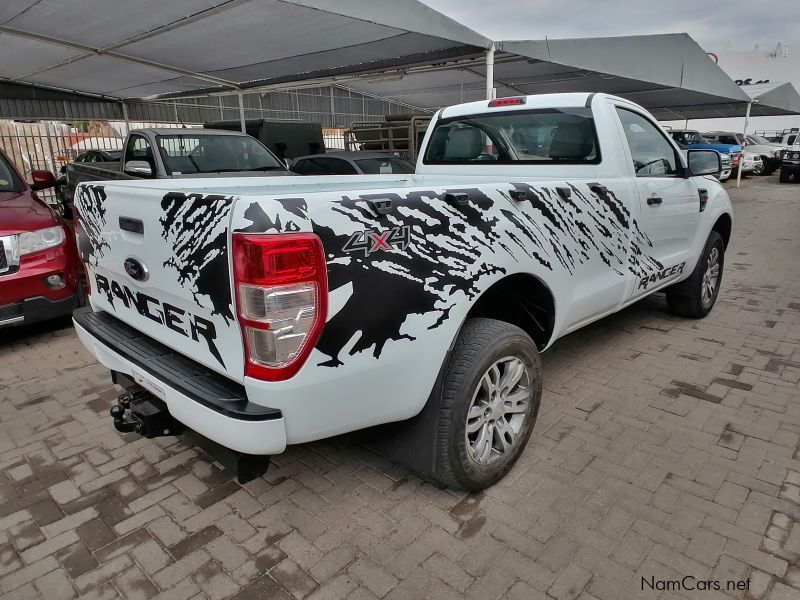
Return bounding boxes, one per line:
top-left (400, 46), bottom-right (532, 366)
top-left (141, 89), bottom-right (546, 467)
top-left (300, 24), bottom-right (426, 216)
top-left (423, 108), bottom-right (600, 165)
top-left (354, 157), bottom-right (414, 174)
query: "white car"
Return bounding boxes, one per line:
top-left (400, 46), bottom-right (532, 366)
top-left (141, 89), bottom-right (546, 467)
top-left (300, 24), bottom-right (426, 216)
top-left (704, 132), bottom-right (784, 174)
top-left (72, 93), bottom-right (733, 490)
top-left (740, 152), bottom-right (763, 175)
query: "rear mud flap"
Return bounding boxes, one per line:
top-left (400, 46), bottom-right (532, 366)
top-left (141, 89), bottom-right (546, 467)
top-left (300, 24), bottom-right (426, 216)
top-left (358, 352), bottom-right (450, 487)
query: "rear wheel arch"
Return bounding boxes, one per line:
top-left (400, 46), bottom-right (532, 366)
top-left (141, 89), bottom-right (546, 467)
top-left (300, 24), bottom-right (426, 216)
top-left (461, 273), bottom-right (557, 351)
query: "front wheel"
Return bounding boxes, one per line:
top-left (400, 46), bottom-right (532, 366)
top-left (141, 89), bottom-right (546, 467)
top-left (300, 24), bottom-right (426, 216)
top-left (435, 318), bottom-right (542, 491)
top-left (666, 231), bottom-right (725, 318)
top-left (779, 168), bottom-right (792, 183)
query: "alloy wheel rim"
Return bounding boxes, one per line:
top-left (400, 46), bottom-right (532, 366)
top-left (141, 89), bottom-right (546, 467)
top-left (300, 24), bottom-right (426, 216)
top-left (465, 356), bottom-right (531, 465)
top-left (701, 246), bottom-right (721, 307)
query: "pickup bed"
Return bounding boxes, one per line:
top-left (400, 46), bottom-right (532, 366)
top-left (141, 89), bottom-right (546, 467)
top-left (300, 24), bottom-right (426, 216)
top-left (73, 93), bottom-right (733, 490)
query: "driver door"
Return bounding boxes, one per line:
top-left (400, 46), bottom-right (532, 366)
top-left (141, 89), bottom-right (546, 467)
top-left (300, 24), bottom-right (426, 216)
top-left (614, 106), bottom-right (700, 300)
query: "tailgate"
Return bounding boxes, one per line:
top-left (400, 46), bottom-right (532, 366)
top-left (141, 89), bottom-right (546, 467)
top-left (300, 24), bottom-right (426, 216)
top-left (74, 183), bottom-right (244, 380)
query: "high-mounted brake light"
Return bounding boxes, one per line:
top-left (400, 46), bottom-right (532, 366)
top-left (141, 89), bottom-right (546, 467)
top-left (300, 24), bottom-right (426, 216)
top-left (488, 97), bottom-right (526, 108)
top-left (232, 233), bottom-right (327, 381)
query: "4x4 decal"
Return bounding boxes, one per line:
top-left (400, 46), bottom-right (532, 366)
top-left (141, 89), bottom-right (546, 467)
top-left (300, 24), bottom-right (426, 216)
top-left (342, 226), bottom-right (412, 256)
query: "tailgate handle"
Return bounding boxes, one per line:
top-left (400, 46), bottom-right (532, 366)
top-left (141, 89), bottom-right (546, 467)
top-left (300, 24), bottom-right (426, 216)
top-left (119, 217), bottom-right (144, 234)
top-left (445, 192), bottom-right (470, 207)
top-left (647, 196), bottom-right (663, 206)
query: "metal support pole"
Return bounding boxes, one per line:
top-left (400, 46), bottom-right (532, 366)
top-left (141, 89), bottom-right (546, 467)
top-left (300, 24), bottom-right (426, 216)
top-left (485, 44), bottom-right (495, 100)
top-left (121, 101), bottom-right (130, 136)
top-left (736, 101), bottom-right (753, 188)
top-left (238, 91), bottom-right (246, 133)
top-left (218, 96), bottom-right (224, 119)
top-left (330, 87), bottom-right (336, 128)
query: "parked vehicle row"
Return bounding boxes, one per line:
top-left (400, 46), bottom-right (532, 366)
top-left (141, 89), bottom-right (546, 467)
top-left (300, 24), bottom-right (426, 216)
top-left (666, 127), bottom-right (794, 182)
top-left (779, 138), bottom-right (800, 183)
top-left (72, 93), bottom-right (732, 489)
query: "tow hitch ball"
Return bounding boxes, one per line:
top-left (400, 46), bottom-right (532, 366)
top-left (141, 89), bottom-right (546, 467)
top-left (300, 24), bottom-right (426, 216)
top-left (110, 388), bottom-right (184, 438)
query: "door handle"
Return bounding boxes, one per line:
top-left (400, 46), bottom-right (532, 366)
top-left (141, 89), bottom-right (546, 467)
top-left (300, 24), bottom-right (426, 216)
top-left (647, 197), bottom-right (663, 206)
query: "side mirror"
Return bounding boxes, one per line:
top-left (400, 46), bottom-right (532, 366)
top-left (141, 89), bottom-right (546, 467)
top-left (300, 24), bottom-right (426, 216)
top-left (30, 170), bottom-right (57, 191)
top-left (124, 160), bottom-right (153, 177)
top-left (686, 149), bottom-right (721, 177)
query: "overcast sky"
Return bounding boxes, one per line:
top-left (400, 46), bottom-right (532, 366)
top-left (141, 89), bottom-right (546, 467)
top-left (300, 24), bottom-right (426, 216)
top-left (422, 0), bottom-right (799, 51)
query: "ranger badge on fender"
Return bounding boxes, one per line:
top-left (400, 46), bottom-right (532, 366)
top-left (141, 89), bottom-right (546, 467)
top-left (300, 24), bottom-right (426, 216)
top-left (638, 261), bottom-right (686, 290)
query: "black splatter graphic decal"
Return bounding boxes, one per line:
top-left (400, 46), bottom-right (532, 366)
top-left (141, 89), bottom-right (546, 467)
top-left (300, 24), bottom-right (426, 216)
top-left (235, 181), bottom-right (661, 367)
top-left (74, 184), bottom-right (110, 267)
top-left (160, 192), bottom-right (235, 324)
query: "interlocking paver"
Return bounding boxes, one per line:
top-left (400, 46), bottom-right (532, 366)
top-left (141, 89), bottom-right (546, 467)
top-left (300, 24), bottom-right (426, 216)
top-left (1, 178), bottom-right (799, 599)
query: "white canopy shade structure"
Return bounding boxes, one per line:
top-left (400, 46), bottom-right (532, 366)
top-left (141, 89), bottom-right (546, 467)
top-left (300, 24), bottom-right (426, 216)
top-left (740, 82), bottom-right (800, 116)
top-left (0, 0), bottom-right (491, 99)
top-left (343, 34), bottom-right (756, 118)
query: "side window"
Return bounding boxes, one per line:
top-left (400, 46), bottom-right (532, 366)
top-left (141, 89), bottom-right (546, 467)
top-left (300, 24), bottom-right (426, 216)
top-left (323, 158), bottom-right (357, 175)
top-left (616, 108), bottom-right (680, 176)
top-left (788, 135), bottom-right (797, 146)
top-left (124, 135), bottom-right (156, 176)
top-left (291, 160), bottom-right (309, 174)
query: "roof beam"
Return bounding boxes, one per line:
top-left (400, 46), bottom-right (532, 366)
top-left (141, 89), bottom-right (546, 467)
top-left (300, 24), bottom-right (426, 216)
top-left (0, 25), bottom-right (241, 91)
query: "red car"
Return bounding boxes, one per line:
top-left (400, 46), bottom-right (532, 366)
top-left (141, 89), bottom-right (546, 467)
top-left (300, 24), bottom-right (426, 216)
top-left (1, 149), bottom-right (81, 328)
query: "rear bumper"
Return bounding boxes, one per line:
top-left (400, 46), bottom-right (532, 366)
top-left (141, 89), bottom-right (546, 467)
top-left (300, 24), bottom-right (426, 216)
top-left (0, 294), bottom-right (79, 328)
top-left (73, 308), bottom-right (287, 455)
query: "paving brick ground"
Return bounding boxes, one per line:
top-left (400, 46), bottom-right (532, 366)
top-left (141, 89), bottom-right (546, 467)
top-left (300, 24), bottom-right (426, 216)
top-left (1, 176), bottom-right (799, 600)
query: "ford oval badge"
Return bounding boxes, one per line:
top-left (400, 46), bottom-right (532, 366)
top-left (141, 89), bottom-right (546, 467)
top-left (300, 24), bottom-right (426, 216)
top-left (123, 257), bottom-right (148, 282)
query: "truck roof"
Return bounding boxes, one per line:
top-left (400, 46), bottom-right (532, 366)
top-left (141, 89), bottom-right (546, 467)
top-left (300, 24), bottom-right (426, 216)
top-left (134, 128), bottom-right (251, 136)
top-left (438, 92), bottom-right (607, 119)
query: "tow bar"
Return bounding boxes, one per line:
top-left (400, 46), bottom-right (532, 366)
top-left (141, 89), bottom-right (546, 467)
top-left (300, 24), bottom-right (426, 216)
top-left (110, 387), bottom-right (185, 438)
top-left (108, 381), bottom-right (270, 484)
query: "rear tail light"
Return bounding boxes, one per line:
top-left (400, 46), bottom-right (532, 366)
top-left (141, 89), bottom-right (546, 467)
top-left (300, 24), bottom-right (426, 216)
top-left (232, 233), bottom-right (327, 381)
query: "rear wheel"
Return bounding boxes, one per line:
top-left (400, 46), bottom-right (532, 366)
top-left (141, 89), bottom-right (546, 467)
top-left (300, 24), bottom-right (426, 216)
top-left (435, 318), bottom-right (541, 491)
top-left (666, 231), bottom-right (724, 318)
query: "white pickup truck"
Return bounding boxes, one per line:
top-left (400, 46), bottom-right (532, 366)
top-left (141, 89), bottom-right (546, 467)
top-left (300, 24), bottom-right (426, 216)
top-left (73, 93), bottom-right (732, 490)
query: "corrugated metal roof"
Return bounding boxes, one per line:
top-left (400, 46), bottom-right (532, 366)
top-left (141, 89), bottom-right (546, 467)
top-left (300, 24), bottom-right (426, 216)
top-left (0, 0), bottom-right (490, 98)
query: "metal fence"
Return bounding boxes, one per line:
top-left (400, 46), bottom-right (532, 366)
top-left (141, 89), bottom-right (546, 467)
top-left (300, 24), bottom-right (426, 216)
top-left (0, 120), bottom-right (190, 204)
top-left (0, 117), bottom-right (350, 206)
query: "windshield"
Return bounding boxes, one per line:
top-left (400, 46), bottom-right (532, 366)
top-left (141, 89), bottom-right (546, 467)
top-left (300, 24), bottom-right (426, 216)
top-left (354, 157), bottom-right (415, 174)
top-left (748, 135), bottom-right (771, 145)
top-left (156, 134), bottom-right (285, 174)
top-left (423, 108), bottom-right (599, 165)
top-left (0, 153), bottom-right (22, 193)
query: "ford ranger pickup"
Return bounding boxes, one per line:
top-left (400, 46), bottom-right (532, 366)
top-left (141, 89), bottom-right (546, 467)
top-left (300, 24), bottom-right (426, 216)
top-left (72, 93), bottom-right (733, 490)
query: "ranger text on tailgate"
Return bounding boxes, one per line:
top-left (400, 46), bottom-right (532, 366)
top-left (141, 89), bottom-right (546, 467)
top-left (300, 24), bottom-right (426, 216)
top-left (73, 94), bottom-right (733, 490)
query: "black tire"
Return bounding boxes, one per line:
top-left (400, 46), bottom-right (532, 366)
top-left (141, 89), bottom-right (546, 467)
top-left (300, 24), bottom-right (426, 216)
top-left (434, 318), bottom-right (542, 491)
top-left (779, 168), bottom-right (792, 183)
top-left (666, 231), bottom-right (725, 318)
